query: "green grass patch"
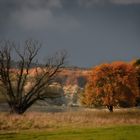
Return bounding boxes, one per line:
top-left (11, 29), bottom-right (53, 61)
top-left (0, 125), bottom-right (140, 140)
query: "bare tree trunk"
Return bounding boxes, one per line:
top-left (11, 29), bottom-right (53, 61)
top-left (107, 105), bottom-right (113, 112)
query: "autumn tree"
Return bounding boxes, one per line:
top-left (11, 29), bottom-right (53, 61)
top-left (132, 59), bottom-right (140, 105)
top-left (82, 62), bottom-right (139, 112)
top-left (0, 40), bottom-right (66, 114)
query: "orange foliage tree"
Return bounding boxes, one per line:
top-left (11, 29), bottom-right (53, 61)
top-left (132, 59), bottom-right (140, 105)
top-left (82, 62), bottom-right (139, 112)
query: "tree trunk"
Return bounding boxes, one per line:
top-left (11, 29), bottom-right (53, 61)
top-left (10, 106), bottom-right (25, 114)
top-left (9, 102), bottom-right (27, 114)
top-left (9, 99), bottom-right (37, 114)
top-left (107, 105), bottom-right (113, 112)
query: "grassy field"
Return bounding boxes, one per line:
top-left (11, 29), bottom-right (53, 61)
top-left (0, 125), bottom-right (140, 140)
top-left (0, 108), bottom-right (140, 139)
top-left (0, 108), bottom-right (140, 130)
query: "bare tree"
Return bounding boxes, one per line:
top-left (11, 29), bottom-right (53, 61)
top-left (0, 40), bottom-right (66, 114)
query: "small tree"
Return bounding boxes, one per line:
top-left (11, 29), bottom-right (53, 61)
top-left (82, 62), bottom-right (139, 112)
top-left (0, 40), bottom-right (66, 114)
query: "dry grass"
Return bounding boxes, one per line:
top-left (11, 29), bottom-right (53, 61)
top-left (0, 108), bottom-right (140, 131)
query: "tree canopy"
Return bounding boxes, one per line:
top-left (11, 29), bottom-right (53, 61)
top-left (82, 61), bottom-right (139, 112)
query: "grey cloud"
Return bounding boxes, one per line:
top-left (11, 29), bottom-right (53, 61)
top-left (0, 0), bottom-right (63, 35)
top-left (20, 0), bottom-right (62, 10)
top-left (11, 9), bottom-right (53, 30)
top-left (0, 0), bottom-right (139, 34)
top-left (0, 0), bottom-right (81, 39)
top-left (0, 0), bottom-right (62, 22)
top-left (0, 0), bottom-right (62, 9)
top-left (77, 0), bottom-right (140, 7)
top-left (0, 0), bottom-right (140, 67)
top-left (111, 0), bottom-right (140, 5)
top-left (77, 0), bottom-right (110, 7)
top-left (11, 8), bottom-right (80, 31)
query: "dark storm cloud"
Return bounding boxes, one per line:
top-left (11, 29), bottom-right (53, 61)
top-left (0, 0), bottom-right (140, 67)
top-left (0, 0), bottom-right (62, 34)
top-left (0, 0), bottom-right (82, 34)
top-left (0, 0), bottom-right (16, 35)
top-left (0, 0), bottom-right (62, 9)
top-left (77, 0), bottom-right (140, 7)
top-left (0, 0), bottom-right (140, 33)
top-left (111, 0), bottom-right (140, 4)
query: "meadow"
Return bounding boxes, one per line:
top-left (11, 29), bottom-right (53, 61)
top-left (0, 125), bottom-right (140, 140)
top-left (0, 108), bottom-right (140, 139)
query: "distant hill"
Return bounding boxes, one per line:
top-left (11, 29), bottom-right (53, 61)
top-left (11, 60), bottom-right (89, 87)
top-left (54, 68), bottom-right (89, 88)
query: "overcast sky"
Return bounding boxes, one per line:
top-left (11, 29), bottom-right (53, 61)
top-left (0, 0), bottom-right (140, 67)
